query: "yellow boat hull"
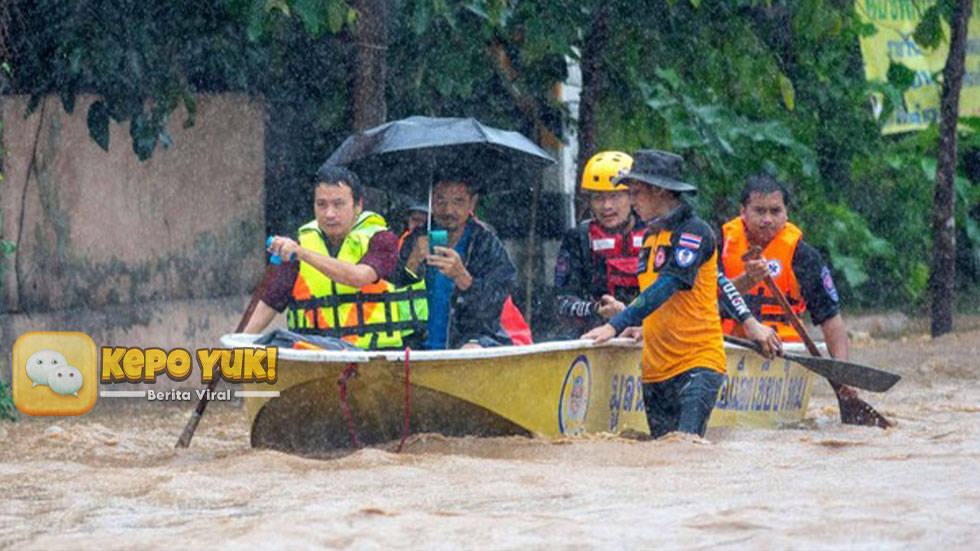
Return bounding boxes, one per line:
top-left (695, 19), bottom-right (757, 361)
top-left (220, 336), bottom-right (815, 455)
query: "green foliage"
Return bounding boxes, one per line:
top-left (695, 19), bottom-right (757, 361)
top-left (11, 1), bottom-right (272, 160)
top-left (635, 69), bottom-right (817, 220)
top-left (585, 0), bottom-right (980, 308)
top-left (9, 0), bottom-right (980, 311)
top-left (0, 86), bottom-right (13, 416)
top-left (914, 5), bottom-right (946, 49)
top-left (231, 0), bottom-right (355, 41)
top-left (0, 376), bottom-right (16, 423)
top-left (0, 113), bottom-right (14, 312)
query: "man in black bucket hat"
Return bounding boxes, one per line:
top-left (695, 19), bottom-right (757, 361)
top-left (583, 150), bottom-right (780, 439)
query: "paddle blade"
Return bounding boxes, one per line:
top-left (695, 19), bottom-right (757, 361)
top-left (784, 353), bottom-right (901, 393)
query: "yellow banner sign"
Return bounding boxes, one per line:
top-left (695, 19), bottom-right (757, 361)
top-left (857, 0), bottom-right (980, 133)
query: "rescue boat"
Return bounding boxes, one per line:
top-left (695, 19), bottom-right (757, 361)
top-left (219, 335), bottom-right (816, 455)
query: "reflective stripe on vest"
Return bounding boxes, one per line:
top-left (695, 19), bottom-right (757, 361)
top-left (720, 217), bottom-right (806, 342)
top-left (285, 211), bottom-right (426, 349)
top-left (587, 221), bottom-right (645, 296)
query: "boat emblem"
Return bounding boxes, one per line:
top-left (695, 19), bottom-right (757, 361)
top-left (559, 355), bottom-right (592, 435)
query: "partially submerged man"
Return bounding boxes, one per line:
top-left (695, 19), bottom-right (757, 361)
top-left (554, 151), bottom-right (647, 337)
top-left (244, 165), bottom-right (423, 349)
top-left (395, 179), bottom-right (517, 349)
top-left (719, 174), bottom-right (891, 428)
top-left (582, 150), bottom-right (780, 439)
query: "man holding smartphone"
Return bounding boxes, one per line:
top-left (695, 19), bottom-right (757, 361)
top-left (394, 179), bottom-right (518, 349)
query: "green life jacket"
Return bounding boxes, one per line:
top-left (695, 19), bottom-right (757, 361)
top-left (286, 211), bottom-right (427, 349)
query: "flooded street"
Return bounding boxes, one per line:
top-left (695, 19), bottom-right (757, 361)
top-left (2, 330), bottom-right (980, 550)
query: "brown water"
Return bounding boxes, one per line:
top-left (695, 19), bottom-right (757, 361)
top-left (2, 331), bottom-right (980, 550)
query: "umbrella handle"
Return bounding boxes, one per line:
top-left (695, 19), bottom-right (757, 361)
top-left (427, 183), bottom-right (432, 234)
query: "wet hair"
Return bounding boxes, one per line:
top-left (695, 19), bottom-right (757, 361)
top-left (434, 178), bottom-right (480, 196)
top-left (315, 165), bottom-right (363, 203)
top-left (740, 174), bottom-right (790, 207)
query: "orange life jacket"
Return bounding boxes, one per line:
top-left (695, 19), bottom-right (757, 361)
top-left (720, 217), bottom-right (806, 342)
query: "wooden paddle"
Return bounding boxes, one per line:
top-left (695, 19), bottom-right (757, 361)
top-left (723, 335), bottom-right (900, 392)
top-left (175, 264), bottom-right (278, 448)
top-left (741, 246), bottom-right (894, 427)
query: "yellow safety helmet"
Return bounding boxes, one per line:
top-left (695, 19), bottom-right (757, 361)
top-left (580, 151), bottom-right (633, 192)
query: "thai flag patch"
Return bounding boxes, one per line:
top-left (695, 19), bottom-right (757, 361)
top-left (678, 233), bottom-right (702, 249)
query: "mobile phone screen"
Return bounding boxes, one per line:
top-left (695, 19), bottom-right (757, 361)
top-left (428, 229), bottom-right (448, 253)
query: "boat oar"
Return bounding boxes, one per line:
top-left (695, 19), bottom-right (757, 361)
top-left (175, 263), bottom-right (278, 448)
top-left (742, 247), bottom-right (894, 426)
top-left (723, 335), bottom-right (900, 392)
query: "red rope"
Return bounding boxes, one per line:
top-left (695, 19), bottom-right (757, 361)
top-left (395, 347), bottom-right (413, 453)
top-left (337, 363), bottom-right (362, 449)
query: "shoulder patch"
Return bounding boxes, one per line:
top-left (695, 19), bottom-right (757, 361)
top-left (654, 246), bottom-right (668, 270)
top-left (554, 248), bottom-right (571, 286)
top-left (820, 266), bottom-right (839, 303)
top-left (675, 247), bottom-right (697, 268)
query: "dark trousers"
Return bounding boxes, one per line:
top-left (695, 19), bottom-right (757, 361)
top-left (642, 367), bottom-right (726, 439)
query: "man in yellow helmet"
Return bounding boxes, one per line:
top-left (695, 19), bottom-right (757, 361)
top-left (553, 151), bottom-right (647, 337)
top-left (243, 165), bottom-right (425, 350)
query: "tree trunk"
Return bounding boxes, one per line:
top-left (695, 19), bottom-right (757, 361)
top-left (351, 0), bottom-right (388, 131)
top-left (485, 40), bottom-right (561, 323)
top-left (575, 1), bottom-right (610, 201)
top-left (930, 0), bottom-right (973, 338)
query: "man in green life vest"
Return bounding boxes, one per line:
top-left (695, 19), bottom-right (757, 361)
top-left (243, 165), bottom-right (427, 350)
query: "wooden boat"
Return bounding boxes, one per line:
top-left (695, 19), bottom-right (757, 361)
top-left (220, 335), bottom-right (817, 455)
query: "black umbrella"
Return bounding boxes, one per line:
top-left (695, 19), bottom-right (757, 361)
top-left (324, 116), bottom-right (556, 198)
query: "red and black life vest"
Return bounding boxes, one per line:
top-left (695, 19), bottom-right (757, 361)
top-left (586, 220), bottom-right (647, 297)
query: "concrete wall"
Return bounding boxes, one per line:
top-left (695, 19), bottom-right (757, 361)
top-left (1, 94), bottom-right (268, 380)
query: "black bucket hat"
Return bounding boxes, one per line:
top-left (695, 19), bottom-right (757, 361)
top-left (613, 149), bottom-right (697, 194)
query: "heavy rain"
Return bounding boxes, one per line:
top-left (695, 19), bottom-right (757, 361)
top-left (2, 1), bottom-right (980, 549)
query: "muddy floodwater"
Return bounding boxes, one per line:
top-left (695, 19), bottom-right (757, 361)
top-left (2, 330), bottom-right (980, 550)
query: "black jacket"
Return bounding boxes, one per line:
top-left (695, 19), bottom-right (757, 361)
top-left (393, 218), bottom-right (517, 348)
top-left (553, 214), bottom-right (645, 338)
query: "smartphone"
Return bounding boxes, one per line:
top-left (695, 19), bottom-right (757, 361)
top-left (428, 229), bottom-right (448, 254)
top-left (266, 235), bottom-right (294, 264)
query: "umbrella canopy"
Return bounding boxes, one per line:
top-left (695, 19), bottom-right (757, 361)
top-left (324, 116), bottom-right (556, 196)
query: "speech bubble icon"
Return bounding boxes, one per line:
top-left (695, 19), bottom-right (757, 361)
top-left (48, 365), bottom-right (83, 397)
top-left (25, 350), bottom-right (68, 388)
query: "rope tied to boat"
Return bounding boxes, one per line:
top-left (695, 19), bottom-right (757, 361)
top-left (337, 363), bottom-right (362, 449)
top-left (395, 347), bottom-right (412, 453)
top-left (335, 348), bottom-right (414, 452)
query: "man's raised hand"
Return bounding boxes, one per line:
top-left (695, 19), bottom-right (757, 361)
top-left (267, 236), bottom-right (301, 261)
top-left (427, 246), bottom-right (472, 290)
top-left (596, 294), bottom-right (626, 319)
